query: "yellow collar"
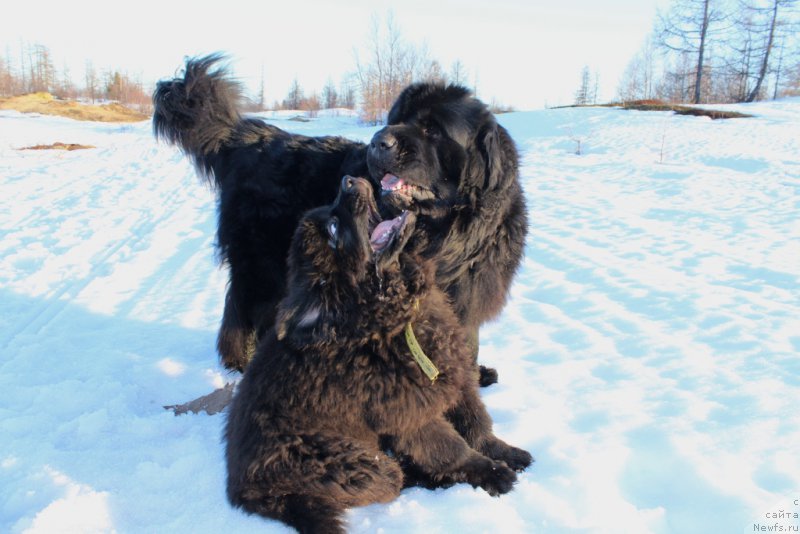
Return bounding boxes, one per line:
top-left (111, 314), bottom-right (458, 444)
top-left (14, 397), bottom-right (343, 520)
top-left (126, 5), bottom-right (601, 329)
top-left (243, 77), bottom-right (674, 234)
top-left (404, 299), bottom-right (439, 383)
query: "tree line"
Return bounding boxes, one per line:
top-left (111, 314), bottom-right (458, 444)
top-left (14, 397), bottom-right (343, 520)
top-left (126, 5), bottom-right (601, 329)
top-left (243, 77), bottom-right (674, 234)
top-left (1, 14), bottom-right (487, 123)
top-left (615, 0), bottom-right (799, 104)
top-left (0, 43), bottom-right (152, 112)
top-left (255, 14), bottom-right (482, 123)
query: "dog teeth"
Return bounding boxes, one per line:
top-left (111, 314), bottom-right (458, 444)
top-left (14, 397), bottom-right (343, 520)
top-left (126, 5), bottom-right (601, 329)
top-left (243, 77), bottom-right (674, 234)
top-left (381, 178), bottom-right (416, 195)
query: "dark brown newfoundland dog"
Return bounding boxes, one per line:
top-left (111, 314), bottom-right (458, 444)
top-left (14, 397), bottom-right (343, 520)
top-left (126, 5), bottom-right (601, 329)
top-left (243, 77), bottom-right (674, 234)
top-left (153, 55), bottom-right (527, 385)
top-left (225, 176), bottom-right (531, 533)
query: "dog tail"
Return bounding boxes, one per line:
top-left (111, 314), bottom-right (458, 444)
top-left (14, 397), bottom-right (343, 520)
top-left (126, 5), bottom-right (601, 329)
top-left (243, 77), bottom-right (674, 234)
top-left (152, 54), bottom-right (241, 186)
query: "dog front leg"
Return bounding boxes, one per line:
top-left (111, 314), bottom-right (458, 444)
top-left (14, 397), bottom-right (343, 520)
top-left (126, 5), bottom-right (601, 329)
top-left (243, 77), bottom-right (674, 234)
top-left (393, 417), bottom-right (516, 496)
top-left (466, 327), bottom-right (498, 387)
top-left (217, 286), bottom-right (256, 372)
top-left (447, 385), bottom-right (533, 472)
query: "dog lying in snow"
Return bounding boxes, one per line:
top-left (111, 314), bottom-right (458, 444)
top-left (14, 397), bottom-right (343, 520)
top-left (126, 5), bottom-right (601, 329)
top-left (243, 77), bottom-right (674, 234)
top-left (224, 176), bottom-right (531, 533)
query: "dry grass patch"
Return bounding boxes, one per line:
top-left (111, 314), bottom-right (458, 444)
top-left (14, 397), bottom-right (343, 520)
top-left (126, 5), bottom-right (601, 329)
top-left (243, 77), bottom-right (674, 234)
top-left (0, 92), bottom-right (148, 122)
top-left (611, 100), bottom-right (752, 120)
top-left (555, 100), bottom-right (752, 120)
top-left (20, 142), bottom-right (95, 151)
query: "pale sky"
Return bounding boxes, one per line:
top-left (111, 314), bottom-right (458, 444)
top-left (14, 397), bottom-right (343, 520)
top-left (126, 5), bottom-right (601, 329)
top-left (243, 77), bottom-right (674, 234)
top-left (2, 0), bottom-right (668, 109)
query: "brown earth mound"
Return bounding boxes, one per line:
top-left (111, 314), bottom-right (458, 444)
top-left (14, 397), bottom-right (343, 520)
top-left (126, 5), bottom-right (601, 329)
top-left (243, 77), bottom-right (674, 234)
top-left (20, 142), bottom-right (95, 151)
top-left (555, 100), bottom-right (751, 120)
top-left (0, 92), bottom-right (148, 122)
top-left (617, 101), bottom-right (751, 119)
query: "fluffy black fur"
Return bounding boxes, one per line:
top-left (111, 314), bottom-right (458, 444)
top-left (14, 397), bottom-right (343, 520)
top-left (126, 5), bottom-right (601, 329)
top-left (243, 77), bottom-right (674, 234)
top-left (368, 83), bottom-right (528, 385)
top-left (225, 177), bottom-right (531, 533)
top-left (153, 55), bottom-right (367, 371)
top-left (153, 55), bottom-right (528, 384)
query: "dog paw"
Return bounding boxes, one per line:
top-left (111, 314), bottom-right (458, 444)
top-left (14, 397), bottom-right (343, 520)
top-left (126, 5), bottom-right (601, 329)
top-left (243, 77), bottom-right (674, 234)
top-left (501, 446), bottom-right (533, 472)
top-left (480, 460), bottom-right (517, 496)
top-left (491, 444), bottom-right (533, 472)
top-left (480, 438), bottom-right (533, 472)
top-left (465, 457), bottom-right (517, 496)
top-left (478, 366), bottom-right (498, 387)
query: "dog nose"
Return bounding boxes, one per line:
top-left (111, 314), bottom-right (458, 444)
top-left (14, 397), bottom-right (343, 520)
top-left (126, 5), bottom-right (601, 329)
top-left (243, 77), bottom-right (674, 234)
top-left (342, 176), bottom-right (371, 195)
top-left (370, 130), bottom-right (397, 151)
top-left (342, 175), bottom-right (355, 191)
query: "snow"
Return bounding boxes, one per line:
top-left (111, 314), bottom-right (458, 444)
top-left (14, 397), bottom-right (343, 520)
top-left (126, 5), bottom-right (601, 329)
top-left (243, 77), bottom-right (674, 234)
top-left (1, 101), bottom-right (799, 533)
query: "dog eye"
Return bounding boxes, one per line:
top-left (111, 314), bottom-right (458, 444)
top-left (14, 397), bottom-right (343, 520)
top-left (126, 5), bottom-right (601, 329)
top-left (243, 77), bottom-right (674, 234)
top-left (327, 218), bottom-right (338, 240)
top-left (423, 123), bottom-right (440, 138)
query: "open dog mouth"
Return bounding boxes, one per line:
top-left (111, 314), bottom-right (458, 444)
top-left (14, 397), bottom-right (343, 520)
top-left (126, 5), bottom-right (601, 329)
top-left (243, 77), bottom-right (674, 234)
top-left (380, 174), bottom-right (432, 200)
top-left (340, 175), bottom-right (413, 257)
top-left (369, 210), bottom-right (410, 254)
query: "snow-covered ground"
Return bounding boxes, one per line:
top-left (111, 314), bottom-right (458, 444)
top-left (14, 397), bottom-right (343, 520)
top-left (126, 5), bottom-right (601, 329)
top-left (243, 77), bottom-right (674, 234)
top-left (1, 101), bottom-right (798, 534)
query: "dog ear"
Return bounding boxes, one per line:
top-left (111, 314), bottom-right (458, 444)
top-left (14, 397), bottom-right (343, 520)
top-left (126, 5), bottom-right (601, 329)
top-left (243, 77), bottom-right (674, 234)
top-left (464, 121), bottom-right (517, 194)
top-left (276, 301), bottom-right (327, 345)
top-left (276, 216), bottom-right (336, 345)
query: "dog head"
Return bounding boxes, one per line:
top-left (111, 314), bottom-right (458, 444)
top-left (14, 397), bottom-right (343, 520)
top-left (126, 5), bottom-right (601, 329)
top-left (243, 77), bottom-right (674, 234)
top-left (276, 176), bottom-right (418, 345)
top-left (366, 82), bottom-right (517, 219)
top-left (152, 54), bottom-right (241, 173)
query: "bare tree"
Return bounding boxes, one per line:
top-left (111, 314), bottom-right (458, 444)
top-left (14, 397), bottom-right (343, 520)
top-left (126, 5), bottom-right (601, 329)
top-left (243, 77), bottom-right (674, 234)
top-left (657, 0), bottom-right (727, 103)
top-left (574, 65), bottom-right (592, 105)
top-left (258, 63), bottom-right (266, 110)
top-left (18, 39), bottom-right (27, 93)
top-left (619, 0), bottom-right (798, 102)
top-left (771, 35), bottom-right (786, 98)
top-left (782, 59), bottom-right (800, 95)
top-left (339, 74), bottom-right (357, 109)
top-left (617, 36), bottom-right (657, 101)
top-left (84, 60), bottom-right (99, 103)
top-left (742, 0), bottom-right (797, 101)
top-left (354, 12), bottom-right (409, 123)
top-left (322, 78), bottom-right (338, 109)
top-left (422, 59), bottom-right (447, 84)
top-left (0, 54), bottom-right (15, 96)
top-left (657, 50), bottom-right (697, 101)
top-left (449, 59), bottom-right (468, 85)
top-left (106, 71), bottom-right (124, 102)
top-left (283, 78), bottom-right (304, 110)
top-left (745, 0), bottom-right (779, 101)
top-left (302, 91), bottom-right (321, 117)
top-left (0, 40), bottom-right (154, 111)
top-left (353, 11), bottom-right (443, 123)
top-left (56, 61), bottom-right (78, 99)
top-left (28, 44), bottom-right (56, 93)
top-left (723, 8), bottom-right (757, 101)
top-left (104, 70), bottom-right (151, 111)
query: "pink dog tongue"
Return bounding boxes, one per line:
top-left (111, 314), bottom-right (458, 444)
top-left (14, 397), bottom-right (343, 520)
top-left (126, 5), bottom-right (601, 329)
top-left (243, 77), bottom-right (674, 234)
top-left (370, 217), bottom-right (402, 250)
top-left (381, 173), bottom-right (402, 191)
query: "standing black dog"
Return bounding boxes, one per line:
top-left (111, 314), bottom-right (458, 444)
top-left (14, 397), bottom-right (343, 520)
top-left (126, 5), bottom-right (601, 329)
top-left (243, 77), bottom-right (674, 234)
top-left (225, 176), bottom-right (531, 533)
top-left (153, 55), bottom-right (528, 384)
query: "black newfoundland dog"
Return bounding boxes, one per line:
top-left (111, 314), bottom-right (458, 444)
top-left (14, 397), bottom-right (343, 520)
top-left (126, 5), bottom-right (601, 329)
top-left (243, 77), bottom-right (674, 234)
top-left (225, 176), bottom-right (531, 533)
top-left (153, 55), bottom-right (527, 384)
